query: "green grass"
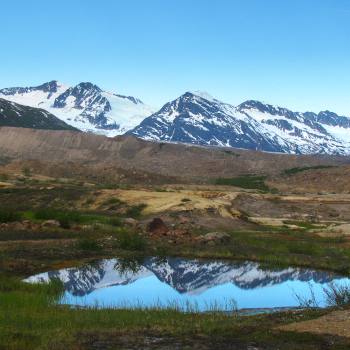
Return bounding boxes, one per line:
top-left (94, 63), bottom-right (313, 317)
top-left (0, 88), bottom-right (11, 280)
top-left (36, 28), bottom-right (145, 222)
top-left (282, 220), bottom-right (323, 230)
top-left (167, 228), bottom-right (350, 274)
top-left (215, 175), bottom-right (270, 192)
top-left (0, 229), bottom-right (81, 241)
top-left (106, 217), bottom-right (122, 227)
top-left (31, 208), bottom-right (124, 229)
top-left (0, 185), bottom-right (88, 212)
top-left (77, 238), bottom-right (102, 251)
top-left (282, 165), bottom-right (335, 176)
top-left (34, 208), bottom-right (83, 228)
top-left (0, 274), bottom-right (348, 350)
top-left (117, 231), bottom-right (147, 251)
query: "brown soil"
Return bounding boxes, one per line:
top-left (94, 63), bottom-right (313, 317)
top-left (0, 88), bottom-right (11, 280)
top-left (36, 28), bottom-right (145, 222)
top-left (279, 309), bottom-right (350, 339)
top-left (0, 127), bottom-right (348, 188)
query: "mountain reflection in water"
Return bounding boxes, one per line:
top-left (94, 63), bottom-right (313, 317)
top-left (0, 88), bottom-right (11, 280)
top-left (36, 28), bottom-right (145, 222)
top-left (24, 257), bottom-right (350, 311)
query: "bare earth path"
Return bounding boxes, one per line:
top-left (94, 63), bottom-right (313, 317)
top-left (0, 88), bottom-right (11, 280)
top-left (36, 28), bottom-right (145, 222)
top-left (279, 309), bottom-right (350, 338)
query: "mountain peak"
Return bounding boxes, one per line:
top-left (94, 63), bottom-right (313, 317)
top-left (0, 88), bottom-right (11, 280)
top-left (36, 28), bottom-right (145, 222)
top-left (238, 100), bottom-right (271, 111)
top-left (187, 90), bottom-right (216, 102)
top-left (0, 80), bottom-right (154, 137)
top-left (36, 80), bottom-right (61, 93)
top-left (75, 82), bottom-right (102, 93)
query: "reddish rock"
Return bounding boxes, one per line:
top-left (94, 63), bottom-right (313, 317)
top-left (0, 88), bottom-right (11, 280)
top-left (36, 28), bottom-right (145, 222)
top-left (147, 218), bottom-right (169, 235)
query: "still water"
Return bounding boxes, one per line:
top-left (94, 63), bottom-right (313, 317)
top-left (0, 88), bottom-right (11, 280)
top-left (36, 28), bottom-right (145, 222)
top-left (25, 257), bottom-right (350, 312)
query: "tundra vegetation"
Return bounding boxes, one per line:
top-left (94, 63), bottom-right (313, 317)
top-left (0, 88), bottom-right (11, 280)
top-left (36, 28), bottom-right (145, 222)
top-left (0, 170), bottom-right (349, 349)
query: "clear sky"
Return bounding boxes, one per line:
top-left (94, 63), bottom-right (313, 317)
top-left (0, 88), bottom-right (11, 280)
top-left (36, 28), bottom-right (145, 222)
top-left (1, 0), bottom-right (349, 114)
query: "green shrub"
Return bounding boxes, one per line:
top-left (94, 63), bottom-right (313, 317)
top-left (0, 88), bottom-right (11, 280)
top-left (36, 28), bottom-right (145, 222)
top-left (118, 231), bottom-right (146, 251)
top-left (155, 188), bottom-right (168, 192)
top-left (0, 209), bottom-right (21, 223)
top-left (283, 165), bottom-right (335, 176)
top-left (107, 217), bottom-right (122, 227)
top-left (77, 239), bottom-right (101, 251)
top-left (125, 204), bottom-right (147, 218)
top-left (323, 282), bottom-right (350, 307)
top-left (103, 197), bottom-right (124, 206)
top-left (34, 209), bottom-right (82, 228)
top-left (223, 150), bottom-right (240, 157)
top-left (181, 198), bottom-right (191, 202)
top-left (215, 175), bottom-right (269, 192)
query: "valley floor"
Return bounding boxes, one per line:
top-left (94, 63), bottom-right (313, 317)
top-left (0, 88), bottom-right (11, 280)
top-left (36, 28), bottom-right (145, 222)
top-left (1, 171), bottom-right (350, 349)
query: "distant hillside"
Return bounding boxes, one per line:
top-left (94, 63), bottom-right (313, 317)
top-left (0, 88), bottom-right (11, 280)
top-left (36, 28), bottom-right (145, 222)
top-left (0, 98), bottom-right (77, 131)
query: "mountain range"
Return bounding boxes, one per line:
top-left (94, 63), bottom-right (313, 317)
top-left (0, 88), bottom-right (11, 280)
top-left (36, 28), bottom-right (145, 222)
top-left (1, 81), bottom-right (350, 155)
top-left (0, 81), bottom-right (154, 136)
top-left (129, 91), bottom-right (350, 155)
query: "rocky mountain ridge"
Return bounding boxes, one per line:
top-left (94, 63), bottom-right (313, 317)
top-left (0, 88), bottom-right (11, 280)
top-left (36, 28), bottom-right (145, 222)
top-left (0, 81), bottom-right (154, 136)
top-left (130, 92), bottom-right (350, 155)
top-left (0, 98), bottom-right (77, 131)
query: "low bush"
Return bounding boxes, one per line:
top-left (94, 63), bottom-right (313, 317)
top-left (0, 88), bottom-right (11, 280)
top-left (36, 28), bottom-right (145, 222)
top-left (215, 175), bottom-right (269, 192)
top-left (77, 238), bottom-right (101, 251)
top-left (107, 217), bottom-right (122, 227)
top-left (125, 204), bottom-right (147, 218)
top-left (34, 209), bottom-right (82, 228)
top-left (118, 231), bottom-right (146, 251)
top-left (283, 165), bottom-right (335, 176)
top-left (103, 197), bottom-right (124, 206)
top-left (0, 209), bottom-right (21, 223)
top-left (323, 282), bottom-right (350, 307)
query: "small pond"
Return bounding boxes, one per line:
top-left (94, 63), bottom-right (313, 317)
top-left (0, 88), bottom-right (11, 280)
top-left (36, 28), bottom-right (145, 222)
top-left (24, 257), bottom-right (350, 312)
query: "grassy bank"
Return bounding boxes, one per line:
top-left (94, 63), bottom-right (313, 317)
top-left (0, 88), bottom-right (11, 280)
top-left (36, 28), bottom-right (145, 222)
top-left (1, 181), bottom-right (350, 349)
top-left (1, 274), bottom-right (349, 350)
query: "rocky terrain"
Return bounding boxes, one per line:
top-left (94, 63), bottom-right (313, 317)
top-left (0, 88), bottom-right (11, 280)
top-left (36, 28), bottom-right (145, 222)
top-left (0, 127), bottom-right (349, 191)
top-left (0, 98), bottom-right (76, 131)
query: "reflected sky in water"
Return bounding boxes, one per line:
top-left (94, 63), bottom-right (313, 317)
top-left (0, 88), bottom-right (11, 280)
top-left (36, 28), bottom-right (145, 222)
top-left (25, 257), bottom-right (350, 311)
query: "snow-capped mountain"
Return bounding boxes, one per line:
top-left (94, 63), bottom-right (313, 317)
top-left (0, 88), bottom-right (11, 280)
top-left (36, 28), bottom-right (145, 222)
top-left (0, 98), bottom-right (77, 131)
top-left (3, 82), bottom-right (350, 155)
top-left (129, 91), bottom-right (350, 155)
top-left (25, 257), bottom-right (337, 297)
top-left (0, 81), bottom-right (154, 136)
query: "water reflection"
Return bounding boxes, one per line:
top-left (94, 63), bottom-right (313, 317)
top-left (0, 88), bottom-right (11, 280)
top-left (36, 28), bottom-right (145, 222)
top-left (24, 257), bottom-right (350, 311)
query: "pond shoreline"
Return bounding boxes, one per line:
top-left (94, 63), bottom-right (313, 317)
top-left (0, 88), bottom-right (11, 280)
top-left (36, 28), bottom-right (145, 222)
top-left (24, 256), bottom-right (350, 312)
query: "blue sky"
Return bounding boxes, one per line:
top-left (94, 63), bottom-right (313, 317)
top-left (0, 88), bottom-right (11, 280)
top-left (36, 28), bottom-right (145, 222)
top-left (1, 0), bottom-right (349, 114)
